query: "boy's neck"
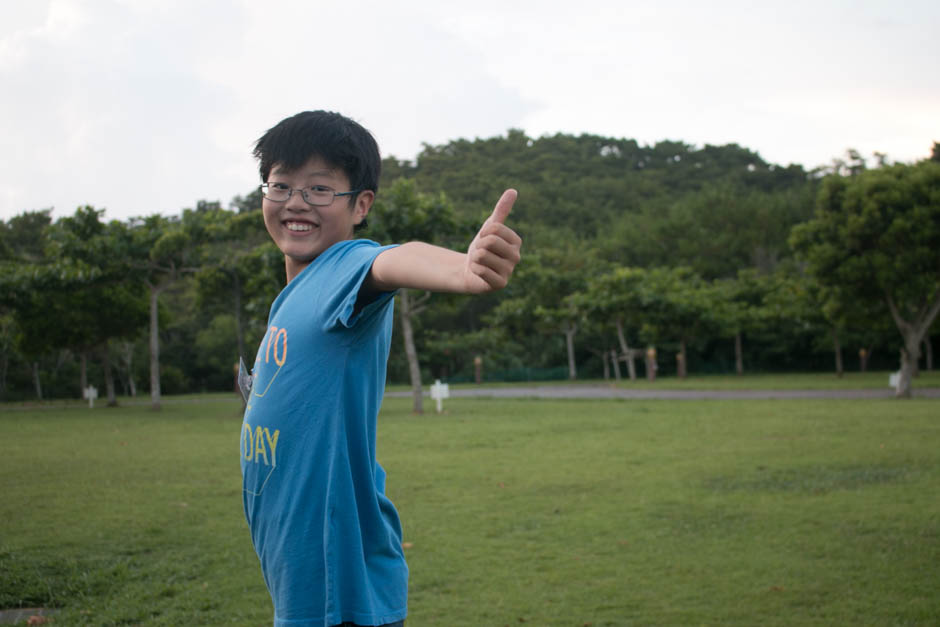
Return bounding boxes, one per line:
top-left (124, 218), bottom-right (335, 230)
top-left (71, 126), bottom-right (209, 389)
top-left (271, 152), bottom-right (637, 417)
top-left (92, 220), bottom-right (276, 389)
top-left (285, 257), bottom-right (309, 284)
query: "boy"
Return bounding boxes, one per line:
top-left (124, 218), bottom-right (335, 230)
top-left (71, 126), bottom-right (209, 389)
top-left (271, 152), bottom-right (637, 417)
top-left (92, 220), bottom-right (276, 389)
top-left (240, 111), bottom-right (522, 627)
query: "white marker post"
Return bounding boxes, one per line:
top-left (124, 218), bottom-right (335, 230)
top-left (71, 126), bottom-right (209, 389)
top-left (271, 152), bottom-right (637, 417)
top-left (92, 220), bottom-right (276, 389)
top-left (889, 371), bottom-right (900, 392)
top-left (83, 385), bottom-right (98, 409)
top-left (430, 379), bottom-right (450, 414)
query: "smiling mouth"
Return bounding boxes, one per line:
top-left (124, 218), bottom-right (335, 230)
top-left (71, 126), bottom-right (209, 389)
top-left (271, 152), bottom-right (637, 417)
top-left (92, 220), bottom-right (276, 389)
top-left (285, 221), bottom-right (317, 232)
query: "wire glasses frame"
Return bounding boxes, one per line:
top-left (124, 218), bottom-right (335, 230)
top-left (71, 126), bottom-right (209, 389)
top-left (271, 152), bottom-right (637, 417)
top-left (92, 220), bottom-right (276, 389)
top-left (260, 183), bottom-right (362, 207)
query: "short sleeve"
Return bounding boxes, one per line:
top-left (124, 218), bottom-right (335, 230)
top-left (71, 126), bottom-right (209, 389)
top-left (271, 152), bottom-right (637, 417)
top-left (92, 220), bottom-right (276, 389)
top-left (316, 240), bottom-right (398, 330)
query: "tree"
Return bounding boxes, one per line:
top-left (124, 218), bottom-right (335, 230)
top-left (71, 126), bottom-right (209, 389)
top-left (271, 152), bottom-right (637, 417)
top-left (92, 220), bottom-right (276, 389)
top-left (0, 209), bottom-right (55, 399)
top-left (0, 209), bottom-right (53, 263)
top-left (761, 268), bottom-right (848, 377)
top-left (194, 207), bottom-right (271, 370)
top-left (124, 209), bottom-right (206, 409)
top-left (368, 179), bottom-right (460, 413)
top-left (0, 313), bottom-right (17, 399)
top-left (0, 208), bottom-right (121, 400)
top-left (791, 160), bottom-right (940, 397)
top-left (565, 294), bottom-right (623, 381)
top-left (634, 267), bottom-right (716, 379)
top-left (9, 283), bottom-right (69, 400)
top-left (710, 270), bottom-right (791, 376)
top-left (578, 267), bottom-right (652, 381)
top-left (45, 206), bottom-right (149, 405)
top-left (492, 245), bottom-right (599, 381)
top-left (599, 182), bottom-right (815, 279)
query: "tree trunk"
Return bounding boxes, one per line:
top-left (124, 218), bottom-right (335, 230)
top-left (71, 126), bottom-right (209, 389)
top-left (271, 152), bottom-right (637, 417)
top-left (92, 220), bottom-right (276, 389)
top-left (399, 289), bottom-right (423, 414)
top-left (859, 348), bottom-right (870, 372)
top-left (32, 361), bottom-right (43, 400)
top-left (897, 343), bottom-right (920, 398)
top-left (102, 344), bottom-right (117, 406)
top-left (677, 339), bottom-right (688, 379)
top-left (563, 321), bottom-right (578, 380)
top-left (80, 351), bottom-right (89, 395)
top-left (120, 341), bottom-right (137, 397)
top-left (149, 284), bottom-right (162, 410)
top-left (832, 329), bottom-right (844, 378)
top-left (233, 273), bottom-right (246, 361)
top-left (0, 351), bottom-right (7, 399)
top-left (885, 290), bottom-right (940, 398)
top-left (645, 347), bottom-right (657, 382)
top-left (610, 349), bottom-right (621, 381)
top-left (734, 332), bottom-right (744, 376)
top-left (232, 274), bottom-right (248, 411)
top-left (615, 319), bottom-right (637, 381)
top-left (592, 350), bottom-right (610, 381)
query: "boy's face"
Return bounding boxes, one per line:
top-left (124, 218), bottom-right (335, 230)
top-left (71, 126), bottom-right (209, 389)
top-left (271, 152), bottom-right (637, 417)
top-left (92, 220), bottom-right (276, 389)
top-left (262, 156), bottom-right (373, 281)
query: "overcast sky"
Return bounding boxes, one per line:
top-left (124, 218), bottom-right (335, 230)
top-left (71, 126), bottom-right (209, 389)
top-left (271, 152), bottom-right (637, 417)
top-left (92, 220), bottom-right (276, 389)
top-left (1, 0), bottom-right (938, 222)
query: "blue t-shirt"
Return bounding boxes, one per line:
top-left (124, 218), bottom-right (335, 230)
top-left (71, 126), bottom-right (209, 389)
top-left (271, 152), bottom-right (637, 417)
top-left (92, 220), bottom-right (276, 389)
top-left (240, 239), bottom-right (407, 627)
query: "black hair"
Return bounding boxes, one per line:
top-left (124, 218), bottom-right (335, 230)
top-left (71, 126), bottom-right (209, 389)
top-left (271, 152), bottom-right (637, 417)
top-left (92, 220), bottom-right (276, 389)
top-left (253, 111), bottom-right (381, 229)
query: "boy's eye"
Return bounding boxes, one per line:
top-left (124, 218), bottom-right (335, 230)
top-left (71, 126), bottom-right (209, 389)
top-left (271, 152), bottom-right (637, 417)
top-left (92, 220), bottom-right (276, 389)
top-left (270, 183), bottom-right (290, 191)
top-left (309, 185), bottom-right (333, 193)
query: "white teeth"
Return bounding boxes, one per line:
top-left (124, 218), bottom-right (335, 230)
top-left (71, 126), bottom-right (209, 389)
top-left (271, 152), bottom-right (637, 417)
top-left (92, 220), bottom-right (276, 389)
top-left (286, 222), bottom-right (314, 232)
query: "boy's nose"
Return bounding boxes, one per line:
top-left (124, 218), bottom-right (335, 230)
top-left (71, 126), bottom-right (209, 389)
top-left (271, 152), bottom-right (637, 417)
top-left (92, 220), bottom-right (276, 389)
top-left (284, 191), bottom-right (310, 211)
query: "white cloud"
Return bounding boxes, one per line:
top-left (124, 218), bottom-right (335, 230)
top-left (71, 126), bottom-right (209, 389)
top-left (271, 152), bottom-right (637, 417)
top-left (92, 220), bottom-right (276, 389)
top-left (1, 0), bottom-right (938, 221)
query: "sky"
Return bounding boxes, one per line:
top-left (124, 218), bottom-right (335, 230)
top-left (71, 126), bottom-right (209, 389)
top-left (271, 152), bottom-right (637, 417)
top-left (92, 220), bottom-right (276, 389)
top-left (1, 0), bottom-right (938, 222)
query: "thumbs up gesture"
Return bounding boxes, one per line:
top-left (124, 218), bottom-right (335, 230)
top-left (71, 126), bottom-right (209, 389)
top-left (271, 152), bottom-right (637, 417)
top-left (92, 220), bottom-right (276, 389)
top-left (463, 189), bottom-right (523, 293)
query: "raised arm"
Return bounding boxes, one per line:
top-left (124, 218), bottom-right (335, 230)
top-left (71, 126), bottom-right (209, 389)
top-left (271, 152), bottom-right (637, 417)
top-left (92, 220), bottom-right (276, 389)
top-left (366, 189), bottom-right (522, 294)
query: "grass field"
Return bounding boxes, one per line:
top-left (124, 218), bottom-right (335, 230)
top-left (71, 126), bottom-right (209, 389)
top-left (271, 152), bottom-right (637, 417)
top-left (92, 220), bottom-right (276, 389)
top-left (1, 387), bottom-right (938, 625)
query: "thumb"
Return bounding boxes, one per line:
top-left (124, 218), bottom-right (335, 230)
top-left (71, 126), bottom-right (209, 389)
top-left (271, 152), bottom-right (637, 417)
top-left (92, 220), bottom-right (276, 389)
top-left (488, 189), bottom-right (517, 225)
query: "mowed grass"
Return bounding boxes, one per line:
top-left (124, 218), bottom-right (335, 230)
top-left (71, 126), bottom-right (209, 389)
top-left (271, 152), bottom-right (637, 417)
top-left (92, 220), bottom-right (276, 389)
top-left (1, 392), bottom-right (938, 626)
top-left (0, 398), bottom-right (268, 625)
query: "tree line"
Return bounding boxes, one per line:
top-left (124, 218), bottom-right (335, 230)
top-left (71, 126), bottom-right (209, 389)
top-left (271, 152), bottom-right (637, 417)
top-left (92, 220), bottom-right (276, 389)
top-left (1, 133), bottom-right (938, 408)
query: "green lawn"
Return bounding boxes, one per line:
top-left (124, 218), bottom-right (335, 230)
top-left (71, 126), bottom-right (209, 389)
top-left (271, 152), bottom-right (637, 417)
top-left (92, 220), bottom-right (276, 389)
top-left (1, 393), bottom-right (938, 625)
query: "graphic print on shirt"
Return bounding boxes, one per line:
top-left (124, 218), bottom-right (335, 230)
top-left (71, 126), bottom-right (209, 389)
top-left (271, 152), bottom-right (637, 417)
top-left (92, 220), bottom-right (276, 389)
top-left (241, 324), bottom-right (287, 496)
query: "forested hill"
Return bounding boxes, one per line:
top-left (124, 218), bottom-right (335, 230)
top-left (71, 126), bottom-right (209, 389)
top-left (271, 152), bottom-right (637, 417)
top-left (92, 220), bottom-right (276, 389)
top-left (7, 130), bottom-right (930, 402)
top-left (380, 130), bottom-right (818, 279)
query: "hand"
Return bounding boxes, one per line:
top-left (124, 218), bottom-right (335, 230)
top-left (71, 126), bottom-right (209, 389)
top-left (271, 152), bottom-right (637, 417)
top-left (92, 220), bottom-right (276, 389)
top-left (463, 189), bottom-right (522, 293)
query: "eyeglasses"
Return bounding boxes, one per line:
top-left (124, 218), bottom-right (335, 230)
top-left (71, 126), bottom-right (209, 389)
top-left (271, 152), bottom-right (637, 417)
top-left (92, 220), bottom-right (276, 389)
top-left (260, 183), bottom-right (362, 207)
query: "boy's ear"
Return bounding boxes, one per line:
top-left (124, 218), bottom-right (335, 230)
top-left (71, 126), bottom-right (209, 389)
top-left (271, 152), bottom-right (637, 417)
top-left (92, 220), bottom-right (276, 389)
top-left (352, 190), bottom-right (374, 225)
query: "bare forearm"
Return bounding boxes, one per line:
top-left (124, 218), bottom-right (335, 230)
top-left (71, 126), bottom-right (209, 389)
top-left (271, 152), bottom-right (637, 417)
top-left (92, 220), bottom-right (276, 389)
top-left (366, 189), bottom-right (522, 296)
top-left (368, 242), bottom-right (468, 293)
